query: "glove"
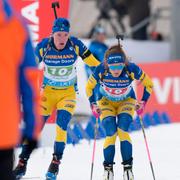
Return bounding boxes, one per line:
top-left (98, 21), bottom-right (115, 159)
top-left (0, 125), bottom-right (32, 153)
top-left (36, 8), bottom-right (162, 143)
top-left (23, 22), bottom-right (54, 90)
top-left (91, 103), bottom-right (101, 118)
top-left (136, 101), bottom-right (146, 116)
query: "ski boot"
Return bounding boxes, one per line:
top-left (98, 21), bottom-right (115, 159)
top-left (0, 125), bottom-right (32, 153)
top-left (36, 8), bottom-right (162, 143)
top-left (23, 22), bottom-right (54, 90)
top-left (103, 163), bottom-right (114, 180)
top-left (13, 158), bottom-right (28, 179)
top-left (123, 165), bottom-right (134, 180)
top-left (46, 155), bottom-right (60, 180)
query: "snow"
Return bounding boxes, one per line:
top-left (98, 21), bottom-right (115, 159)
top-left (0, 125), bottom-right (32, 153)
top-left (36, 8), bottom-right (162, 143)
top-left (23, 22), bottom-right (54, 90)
top-left (15, 123), bottom-right (180, 180)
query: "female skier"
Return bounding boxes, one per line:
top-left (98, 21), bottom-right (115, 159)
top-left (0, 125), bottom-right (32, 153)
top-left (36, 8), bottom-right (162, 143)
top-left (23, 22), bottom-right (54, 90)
top-left (86, 43), bottom-right (153, 180)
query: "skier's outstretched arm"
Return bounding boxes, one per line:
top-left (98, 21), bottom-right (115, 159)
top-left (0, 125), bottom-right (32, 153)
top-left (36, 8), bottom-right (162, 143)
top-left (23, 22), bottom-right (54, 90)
top-left (71, 37), bottom-right (100, 67)
top-left (128, 62), bottom-right (153, 102)
top-left (86, 65), bottom-right (102, 105)
top-left (128, 62), bottom-right (153, 115)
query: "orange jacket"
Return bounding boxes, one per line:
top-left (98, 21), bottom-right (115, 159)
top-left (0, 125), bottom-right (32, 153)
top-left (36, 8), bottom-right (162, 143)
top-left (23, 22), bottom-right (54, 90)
top-left (0, 0), bottom-right (41, 149)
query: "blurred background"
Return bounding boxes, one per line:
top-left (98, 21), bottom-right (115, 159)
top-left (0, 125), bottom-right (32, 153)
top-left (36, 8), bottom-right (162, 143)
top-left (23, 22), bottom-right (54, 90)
top-left (11, 1), bottom-right (180, 179)
top-left (12, 0), bottom-right (180, 137)
top-left (12, 0), bottom-right (180, 143)
top-left (70, 0), bottom-right (170, 40)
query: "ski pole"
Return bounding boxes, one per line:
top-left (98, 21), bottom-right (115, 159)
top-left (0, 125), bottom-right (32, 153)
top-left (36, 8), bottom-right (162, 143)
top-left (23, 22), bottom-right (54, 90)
top-left (90, 117), bottom-right (99, 180)
top-left (139, 115), bottom-right (156, 180)
top-left (116, 34), bottom-right (124, 46)
top-left (52, 1), bottom-right (60, 19)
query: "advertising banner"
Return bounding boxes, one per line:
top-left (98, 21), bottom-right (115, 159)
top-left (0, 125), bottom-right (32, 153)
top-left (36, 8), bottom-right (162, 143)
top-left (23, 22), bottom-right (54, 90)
top-left (11, 0), bottom-right (70, 45)
top-left (137, 61), bottom-right (180, 122)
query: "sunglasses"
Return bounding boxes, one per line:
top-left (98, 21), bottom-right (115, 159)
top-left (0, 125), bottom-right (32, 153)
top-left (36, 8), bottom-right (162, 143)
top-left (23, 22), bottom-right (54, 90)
top-left (109, 64), bottom-right (125, 71)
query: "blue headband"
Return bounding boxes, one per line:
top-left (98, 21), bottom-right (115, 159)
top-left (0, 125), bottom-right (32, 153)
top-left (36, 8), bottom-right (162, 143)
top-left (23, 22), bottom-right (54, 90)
top-left (107, 53), bottom-right (125, 64)
top-left (52, 18), bottom-right (70, 33)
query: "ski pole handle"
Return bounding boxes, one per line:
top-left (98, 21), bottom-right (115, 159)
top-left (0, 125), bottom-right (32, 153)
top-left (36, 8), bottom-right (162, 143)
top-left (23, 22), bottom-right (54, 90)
top-left (52, 1), bottom-right (60, 19)
top-left (116, 34), bottom-right (124, 41)
top-left (116, 34), bottom-right (124, 46)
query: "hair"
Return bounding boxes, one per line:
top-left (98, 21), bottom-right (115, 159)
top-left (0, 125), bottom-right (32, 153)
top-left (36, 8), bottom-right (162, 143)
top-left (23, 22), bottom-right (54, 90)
top-left (104, 44), bottom-right (129, 69)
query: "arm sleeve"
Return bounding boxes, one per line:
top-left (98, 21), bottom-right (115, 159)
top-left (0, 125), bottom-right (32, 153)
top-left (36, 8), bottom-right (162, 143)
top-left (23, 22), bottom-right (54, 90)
top-left (89, 43), bottom-right (99, 60)
top-left (86, 65), bottom-right (101, 104)
top-left (19, 37), bottom-right (42, 140)
top-left (35, 41), bottom-right (44, 64)
top-left (129, 63), bottom-right (153, 102)
top-left (72, 37), bottom-right (100, 67)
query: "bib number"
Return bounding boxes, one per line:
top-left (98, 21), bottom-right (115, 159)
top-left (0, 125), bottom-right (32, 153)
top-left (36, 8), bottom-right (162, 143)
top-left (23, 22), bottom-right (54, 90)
top-left (104, 86), bottom-right (128, 96)
top-left (47, 66), bottom-right (73, 77)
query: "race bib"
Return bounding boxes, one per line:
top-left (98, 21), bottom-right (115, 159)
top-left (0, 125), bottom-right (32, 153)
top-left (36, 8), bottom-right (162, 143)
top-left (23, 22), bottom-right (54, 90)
top-left (47, 66), bottom-right (73, 79)
top-left (104, 86), bottom-right (129, 96)
top-left (100, 83), bottom-right (132, 101)
top-left (43, 64), bottom-right (77, 87)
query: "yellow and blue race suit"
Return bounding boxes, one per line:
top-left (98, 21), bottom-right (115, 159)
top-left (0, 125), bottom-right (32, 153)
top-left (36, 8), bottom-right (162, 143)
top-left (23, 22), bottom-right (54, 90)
top-left (86, 62), bottom-right (153, 165)
top-left (20, 36), bottom-right (100, 160)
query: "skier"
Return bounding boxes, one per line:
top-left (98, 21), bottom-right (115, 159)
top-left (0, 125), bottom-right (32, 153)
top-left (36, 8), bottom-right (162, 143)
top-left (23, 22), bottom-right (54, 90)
top-left (0, 0), bottom-right (41, 180)
top-left (13, 17), bottom-right (100, 179)
top-left (86, 43), bottom-right (153, 180)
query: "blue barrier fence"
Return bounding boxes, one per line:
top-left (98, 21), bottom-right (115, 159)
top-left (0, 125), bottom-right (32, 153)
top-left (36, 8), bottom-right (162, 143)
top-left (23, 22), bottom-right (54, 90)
top-left (67, 111), bottom-right (171, 144)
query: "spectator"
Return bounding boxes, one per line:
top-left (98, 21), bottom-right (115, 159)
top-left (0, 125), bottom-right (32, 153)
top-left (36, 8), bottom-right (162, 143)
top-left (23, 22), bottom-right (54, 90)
top-left (85, 25), bottom-right (108, 78)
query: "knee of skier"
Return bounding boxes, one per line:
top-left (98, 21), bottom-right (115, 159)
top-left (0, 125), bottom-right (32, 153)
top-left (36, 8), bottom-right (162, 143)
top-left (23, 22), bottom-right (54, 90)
top-left (117, 113), bottom-right (133, 132)
top-left (102, 116), bottom-right (117, 136)
top-left (56, 110), bottom-right (72, 131)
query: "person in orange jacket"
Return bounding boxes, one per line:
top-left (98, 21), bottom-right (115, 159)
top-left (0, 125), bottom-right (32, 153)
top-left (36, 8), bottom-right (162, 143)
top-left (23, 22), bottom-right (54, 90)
top-left (0, 1), bottom-right (42, 179)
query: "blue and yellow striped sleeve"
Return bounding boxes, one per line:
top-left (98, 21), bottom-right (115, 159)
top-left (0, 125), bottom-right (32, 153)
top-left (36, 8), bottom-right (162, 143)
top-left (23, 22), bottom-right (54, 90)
top-left (35, 42), bottom-right (43, 63)
top-left (70, 36), bottom-right (100, 67)
top-left (86, 64), bottom-right (102, 104)
top-left (35, 38), bottom-right (49, 64)
top-left (20, 36), bottom-right (42, 140)
top-left (128, 62), bottom-right (153, 102)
